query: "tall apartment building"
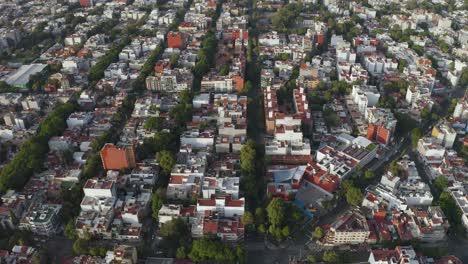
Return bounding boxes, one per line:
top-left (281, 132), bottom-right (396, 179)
top-left (453, 95), bottom-right (468, 120)
top-left (19, 204), bottom-right (62, 236)
top-left (431, 122), bottom-right (457, 148)
top-left (366, 108), bottom-right (397, 145)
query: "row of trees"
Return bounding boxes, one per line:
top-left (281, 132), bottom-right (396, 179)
top-left (133, 44), bottom-right (165, 93)
top-left (61, 96), bottom-right (137, 225)
top-left (187, 238), bottom-right (245, 262)
top-left (0, 102), bottom-right (77, 193)
top-left (88, 38), bottom-right (130, 82)
top-left (437, 192), bottom-right (466, 236)
top-left (72, 236), bottom-right (108, 257)
top-left (192, 30), bottom-right (218, 87)
top-left (251, 198), bottom-right (303, 242)
top-left (89, 12), bottom-right (152, 82)
top-left (240, 140), bottom-right (265, 203)
top-left (157, 219), bottom-right (245, 262)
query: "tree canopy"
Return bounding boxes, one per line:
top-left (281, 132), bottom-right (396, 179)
top-left (266, 198), bottom-right (286, 227)
top-left (159, 218), bottom-right (191, 257)
top-left (158, 150), bottom-right (175, 175)
top-left (271, 3), bottom-right (303, 33)
top-left (0, 102), bottom-right (77, 192)
top-left (312, 226), bottom-right (324, 239)
top-left (240, 140), bottom-right (256, 174)
top-left (342, 180), bottom-right (363, 207)
top-left (323, 250), bottom-right (340, 263)
top-left (188, 238), bottom-right (245, 263)
top-left (151, 188), bottom-right (166, 220)
top-left (411, 128), bottom-right (423, 148)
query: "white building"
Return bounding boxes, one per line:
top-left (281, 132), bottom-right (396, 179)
top-left (83, 179), bottom-right (117, 198)
top-left (196, 195), bottom-right (244, 218)
top-left (453, 96), bottom-right (468, 120)
top-left (66, 112), bottom-right (93, 129)
top-left (351, 84), bottom-right (380, 116)
top-left (417, 137), bottom-right (446, 165)
top-left (180, 129), bottom-right (215, 149)
top-left (431, 122), bottom-right (457, 148)
top-left (158, 204), bottom-right (182, 226)
top-left (449, 187), bottom-right (468, 232)
top-left (193, 93), bottom-right (210, 108)
top-left (202, 177), bottom-right (240, 199)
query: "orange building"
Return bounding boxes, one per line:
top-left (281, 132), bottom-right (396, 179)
top-left (316, 33), bottom-right (324, 45)
top-left (367, 122), bottom-right (392, 146)
top-left (231, 29), bottom-right (248, 40)
top-left (80, 0), bottom-right (93, 7)
top-left (100, 143), bottom-right (136, 170)
top-left (167, 32), bottom-right (184, 49)
top-left (154, 60), bottom-right (171, 73)
top-left (232, 75), bottom-right (244, 92)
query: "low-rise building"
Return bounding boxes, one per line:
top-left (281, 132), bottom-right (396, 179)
top-left (324, 210), bottom-right (371, 245)
top-left (100, 143), bottom-right (136, 171)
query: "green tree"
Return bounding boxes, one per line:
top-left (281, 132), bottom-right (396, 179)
top-left (347, 186), bottom-right (363, 204)
top-left (72, 239), bottom-right (89, 255)
top-left (236, 246), bottom-right (246, 264)
top-left (158, 150), bottom-right (175, 175)
top-left (89, 246), bottom-right (107, 257)
top-left (345, 186), bottom-right (363, 207)
top-left (159, 218), bottom-right (191, 257)
top-left (266, 198), bottom-right (286, 227)
top-left (460, 67), bottom-right (468, 87)
top-left (169, 103), bottom-right (192, 126)
top-left (398, 59), bottom-right (407, 73)
top-left (412, 45), bottom-right (424, 56)
top-left (323, 251), bottom-right (339, 263)
top-left (271, 3), bottom-right (303, 33)
top-left (219, 64), bottom-right (230, 76)
top-left (312, 226), bottom-right (324, 239)
top-left (151, 188), bottom-right (165, 220)
top-left (364, 169), bottom-right (375, 181)
top-left (240, 140), bottom-right (256, 174)
top-left (188, 238), bottom-right (237, 262)
top-left (144, 116), bottom-right (164, 130)
top-left (438, 40), bottom-right (450, 53)
top-left (447, 99), bottom-right (458, 114)
top-left (281, 226), bottom-right (290, 237)
top-left (437, 192), bottom-right (466, 235)
top-left (241, 211), bottom-right (254, 226)
top-left (411, 128), bottom-right (423, 148)
top-left (255, 207), bottom-right (266, 224)
top-left (31, 250), bottom-right (48, 264)
top-left (242, 80), bottom-right (252, 94)
top-left (433, 176), bottom-right (448, 192)
top-left (258, 224), bottom-right (266, 233)
top-left (395, 113), bottom-right (417, 137)
top-left (307, 255), bottom-right (317, 263)
top-left (170, 53), bottom-right (180, 68)
top-left (420, 106), bottom-right (431, 121)
top-left (64, 219), bottom-right (77, 240)
top-left (323, 108), bottom-right (340, 127)
top-left (176, 246), bottom-right (188, 259)
top-left (153, 131), bottom-right (175, 151)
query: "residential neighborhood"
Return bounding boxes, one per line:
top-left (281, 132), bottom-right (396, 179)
top-left (0, 0), bottom-right (467, 263)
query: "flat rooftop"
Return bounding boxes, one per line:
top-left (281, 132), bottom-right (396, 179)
top-left (5, 64), bottom-right (47, 87)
